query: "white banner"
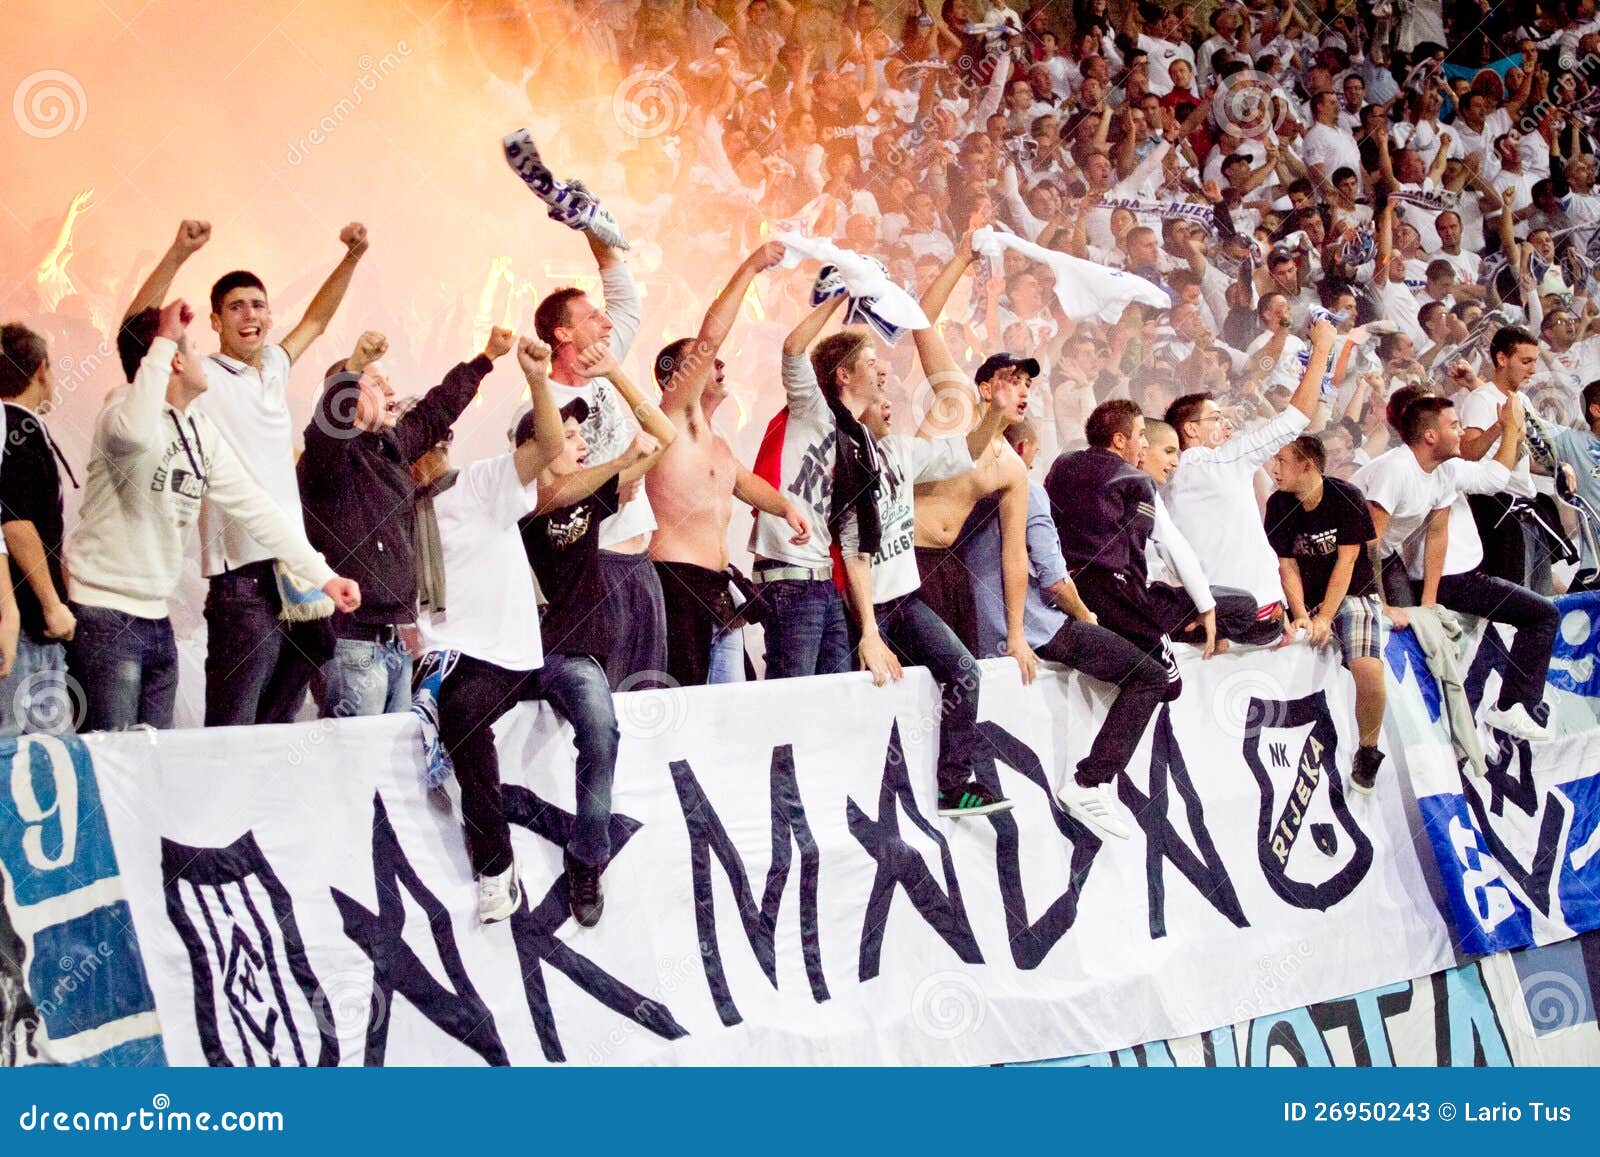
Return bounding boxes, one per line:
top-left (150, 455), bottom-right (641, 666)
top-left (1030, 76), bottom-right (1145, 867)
top-left (45, 644), bottom-right (1468, 1067)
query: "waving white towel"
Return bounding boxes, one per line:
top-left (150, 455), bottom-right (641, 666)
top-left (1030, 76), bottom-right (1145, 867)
top-left (775, 232), bottom-right (930, 332)
top-left (972, 226), bottom-right (1169, 323)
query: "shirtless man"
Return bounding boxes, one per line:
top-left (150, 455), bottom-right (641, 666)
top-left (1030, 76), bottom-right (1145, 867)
top-left (648, 244), bottom-right (813, 686)
top-left (910, 237), bottom-right (1039, 681)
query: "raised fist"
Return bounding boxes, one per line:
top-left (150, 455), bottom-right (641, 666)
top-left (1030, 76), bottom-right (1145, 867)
top-left (483, 326), bottom-right (515, 360)
top-left (577, 342), bottom-right (619, 380)
top-left (173, 219), bottom-right (211, 256)
top-left (340, 222), bottom-right (369, 258)
top-left (517, 336), bottom-right (553, 378)
top-left (349, 331), bottom-right (388, 372)
top-left (157, 299), bottom-right (193, 341)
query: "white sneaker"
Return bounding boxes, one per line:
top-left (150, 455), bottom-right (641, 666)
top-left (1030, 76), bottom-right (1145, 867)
top-left (1057, 781), bottom-right (1132, 841)
top-left (1483, 702), bottom-right (1552, 743)
top-left (477, 863), bottom-right (523, 925)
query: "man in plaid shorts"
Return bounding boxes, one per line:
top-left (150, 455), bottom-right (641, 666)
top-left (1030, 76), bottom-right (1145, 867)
top-left (1265, 435), bottom-right (1388, 794)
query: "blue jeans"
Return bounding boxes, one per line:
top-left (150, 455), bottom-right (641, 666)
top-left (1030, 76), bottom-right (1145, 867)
top-left (67, 603), bottom-right (178, 731)
top-left (321, 636), bottom-right (412, 718)
top-left (526, 654), bottom-right (618, 869)
top-left (757, 576), bottom-right (851, 679)
top-left (0, 636), bottom-right (73, 737)
top-left (707, 626), bottom-right (747, 684)
top-left (875, 593), bottom-right (983, 794)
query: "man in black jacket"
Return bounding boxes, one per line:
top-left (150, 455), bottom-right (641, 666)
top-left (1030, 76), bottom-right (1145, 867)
top-left (1043, 398), bottom-right (1183, 701)
top-left (298, 326), bottom-right (514, 717)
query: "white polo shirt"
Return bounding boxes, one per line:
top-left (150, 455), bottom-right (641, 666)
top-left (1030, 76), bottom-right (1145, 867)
top-left (416, 453), bottom-right (544, 672)
top-left (192, 344), bottom-right (305, 576)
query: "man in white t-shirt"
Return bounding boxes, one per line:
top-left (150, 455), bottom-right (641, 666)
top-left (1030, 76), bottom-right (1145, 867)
top-left (1131, 2), bottom-right (1195, 95)
top-left (1302, 93), bottom-right (1363, 195)
top-left (1457, 326), bottom-right (1563, 594)
top-left (1352, 391), bottom-right (1557, 741)
top-left (1165, 318), bottom-right (1337, 639)
top-left (120, 218), bottom-right (370, 726)
top-left (1432, 210), bottom-right (1481, 283)
top-left (1244, 293), bottom-right (1310, 392)
top-left (412, 338), bottom-right (569, 925)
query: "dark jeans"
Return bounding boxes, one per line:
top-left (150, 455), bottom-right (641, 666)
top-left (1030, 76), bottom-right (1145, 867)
top-left (67, 603), bottom-right (178, 731)
top-left (876, 593), bottom-right (983, 793)
top-left (203, 562), bottom-right (328, 725)
top-left (598, 550), bottom-right (668, 691)
top-left (1468, 493), bottom-right (1558, 595)
top-left (1435, 569), bottom-right (1558, 712)
top-left (756, 575), bottom-right (851, 679)
top-left (1037, 618), bottom-right (1169, 788)
top-left (525, 653), bottom-right (617, 869)
top-left (915, 545), bottom-right (980, 653)
top-left (1147, 583), bottom-right (1281, 646)
top-left (437, 652), bottom-right (617, 878)
top-left (656, 561), bottom-right (730, 688)
top-left (1070, 566), bottom-right (1184, 700)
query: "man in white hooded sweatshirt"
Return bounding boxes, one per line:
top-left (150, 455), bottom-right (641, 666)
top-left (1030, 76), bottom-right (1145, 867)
top-left (65, 301), bottom-right (361, 732)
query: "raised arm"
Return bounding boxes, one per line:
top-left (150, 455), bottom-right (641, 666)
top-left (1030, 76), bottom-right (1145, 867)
top-left (392, 328), bottom-right (510, 463)
top-left (104, 301), bottom-right (189, 454)
top-left (784, 292), bottom-right (846, 357)
top-left (665, 242), bottom-right (787, 413)
top-left (123, 219), bottom-right (211, 322)
top-left (914, 243), bottom-right (982, 439)
top-left (280, 223), bottom-right (369, 365)
top-left (515, 338), bottom-right (569, 488)
top-left (578, 344), bottom-right (677, 452)
top-left (1287, 316), bottom-right (1336, 420)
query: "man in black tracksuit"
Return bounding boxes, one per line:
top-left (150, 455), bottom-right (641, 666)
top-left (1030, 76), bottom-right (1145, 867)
top-left (1043, 398), bottom-right (1183, 700)
top-left (297, 327), bottom-right (513, 717)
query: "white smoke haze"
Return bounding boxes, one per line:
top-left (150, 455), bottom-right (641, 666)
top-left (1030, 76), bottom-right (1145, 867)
top-left (0, 0), bottom-right (789, 474)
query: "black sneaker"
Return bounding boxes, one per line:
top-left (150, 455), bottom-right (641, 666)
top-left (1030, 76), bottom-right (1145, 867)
top-left (565, 854), bottom-right (605, 927)
top-left (937, 784), bottom-right (1014, 818)
top-left (1351, 746), bottom-right (1385, 795)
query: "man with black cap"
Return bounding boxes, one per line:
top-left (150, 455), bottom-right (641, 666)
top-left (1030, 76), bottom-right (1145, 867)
top-left (907, 240), bottom-right (1039, 678)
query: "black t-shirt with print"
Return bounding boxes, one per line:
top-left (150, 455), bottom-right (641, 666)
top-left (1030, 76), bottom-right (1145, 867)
top-left (1264, 476), bottom-right (1377, 612)
top-left (519, 476), bottom-right (620, 660)
top-left (0, 404), bottom-right (68, 643)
